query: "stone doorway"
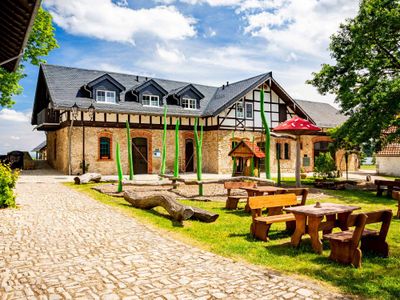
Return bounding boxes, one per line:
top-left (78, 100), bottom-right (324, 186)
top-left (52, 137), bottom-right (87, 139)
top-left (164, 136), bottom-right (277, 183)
top-left (185, 139), bottom-right (194, 172)
top-left (132, 137), bottom-right (148, 174)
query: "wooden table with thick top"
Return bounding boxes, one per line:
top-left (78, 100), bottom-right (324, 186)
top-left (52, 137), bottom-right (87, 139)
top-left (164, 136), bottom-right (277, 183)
top-left (241, 186), bottom-right (288, 212)
top-left (284, 203), bottom-right (361, 254)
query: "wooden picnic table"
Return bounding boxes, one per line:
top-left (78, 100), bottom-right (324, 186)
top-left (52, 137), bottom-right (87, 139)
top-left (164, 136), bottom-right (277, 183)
top-left (241, 186), bottom-right (288, 212)
top-left (284, 203), bottom-right (361, 254)
top-left (375, 179), bottom-right (400, 197)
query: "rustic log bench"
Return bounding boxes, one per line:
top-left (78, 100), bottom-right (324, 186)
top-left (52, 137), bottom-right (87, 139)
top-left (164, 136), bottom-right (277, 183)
top-left (248, 194), bottom-right (300, 241)
top-left (224, 181), bottom-right (256, 210)
top-left (324, 209), bottom-right (393, 267)
top-left (393, 191), bottom-right (400, 218)
top-left (375, 179), bottom-right (400, 197)
top-left (323, 213), bottom-right (367, 268)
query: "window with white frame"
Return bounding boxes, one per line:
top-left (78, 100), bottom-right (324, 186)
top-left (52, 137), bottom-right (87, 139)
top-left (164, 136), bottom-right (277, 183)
top-left (96, 90), bottom-right (116, 103)
top-left (236, 101), bottom-right (244, 118)
top-left (245, 102), bottom-right (253, 119)
top-left (143, 94), bottom-right (159, 107)
top-left (182, 98), bottom-right (196, 109)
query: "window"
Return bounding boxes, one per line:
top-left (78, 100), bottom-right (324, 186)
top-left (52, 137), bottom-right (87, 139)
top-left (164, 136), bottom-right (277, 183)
top-left (284, 143), bottom-right (290, 159)
top-left (99, 137), bottom-right (111, 160)
top-left (245, 102), bottom-right (253, 119)
top-left (182, 98), bottom-right (196, 109)
top-left (276, 143), bottom-right (282, 159)
top-left (96, 90), bottom-right (116, 103)
top-left (236, 101), bottom-right (244, 118)
top-left (143, 94), bottom-right (159, 107)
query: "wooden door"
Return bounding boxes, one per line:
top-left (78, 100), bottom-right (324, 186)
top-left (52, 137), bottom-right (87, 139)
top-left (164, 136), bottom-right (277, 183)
top-left (185, 139), bottom-right (194, 172)
top-left (132, 137), bottom-right (148, 174)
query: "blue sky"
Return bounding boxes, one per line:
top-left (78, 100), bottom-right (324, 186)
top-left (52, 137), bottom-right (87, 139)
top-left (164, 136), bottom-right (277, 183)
top-left (0, 0), bottom-right (359, 154)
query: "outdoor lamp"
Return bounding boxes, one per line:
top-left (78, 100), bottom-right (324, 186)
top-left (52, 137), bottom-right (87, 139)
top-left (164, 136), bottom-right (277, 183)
top-left (88, 102), bottom-right (95, 121)
top-left (71, 102), bottom-right (79, 120)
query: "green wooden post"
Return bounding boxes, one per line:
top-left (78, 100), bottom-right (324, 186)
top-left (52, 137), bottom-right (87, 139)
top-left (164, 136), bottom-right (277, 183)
top-left (116, 142), bottom-right (123, 192)
top-left (160, 106), bottom-right (167, 175)
top-left (250, 136), bottom-right (255, 177)
top-left (194, 118), bottom-right (204, 196)
top-left (260, 87), bottom-right (271, 179)
top-left (232, 131), bottom-right (237, 176)
top-left (174, 119), bottom-right (180, 178)
top-left (126, 120), bottom-right (134, 180)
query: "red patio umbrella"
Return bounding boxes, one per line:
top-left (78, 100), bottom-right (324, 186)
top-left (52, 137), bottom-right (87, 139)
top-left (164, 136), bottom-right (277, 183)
top-left (273, 116), bottom-right (321, 187)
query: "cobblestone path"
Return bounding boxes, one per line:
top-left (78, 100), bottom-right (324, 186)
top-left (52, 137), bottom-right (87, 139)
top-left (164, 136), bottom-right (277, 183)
top-left (0, 176), bottom-right (348, 299)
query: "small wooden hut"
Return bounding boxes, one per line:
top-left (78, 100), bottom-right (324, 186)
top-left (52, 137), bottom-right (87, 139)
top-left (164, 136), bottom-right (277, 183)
top-left (228, 140), bottom-right (265, 177)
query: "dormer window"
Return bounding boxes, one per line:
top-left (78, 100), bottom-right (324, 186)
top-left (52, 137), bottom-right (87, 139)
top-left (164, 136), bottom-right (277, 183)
top-left (96, 90), bottom-right (116, 103)
top-left (143, 94), bottom-right (159, 107)
top-left (182, 98), bottom-right (196, 110)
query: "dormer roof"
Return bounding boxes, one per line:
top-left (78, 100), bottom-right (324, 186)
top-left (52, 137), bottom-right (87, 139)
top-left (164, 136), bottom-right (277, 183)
top-left (86, 73), bottom-right (125, 91)
top-left (132, 79), bottom-right (168, 96)
top-left (174, 84), bottom-right (204, 99)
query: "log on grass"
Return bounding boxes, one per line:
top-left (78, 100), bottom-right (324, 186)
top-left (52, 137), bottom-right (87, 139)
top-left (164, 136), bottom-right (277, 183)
top-left (191, 206), bottom-right (219, 223)
top-left (74, 173), bottom-right (101, 184)
top-left (124, 191), bottom-right (194, 222)
top-left (123, 191), bottom-right (219, 223)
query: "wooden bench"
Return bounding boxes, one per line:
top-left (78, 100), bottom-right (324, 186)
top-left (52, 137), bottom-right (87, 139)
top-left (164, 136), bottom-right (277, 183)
top-left (224, 181), bottom-right (256, 210)
top-left (248, 194), bottom-right (299, 241)
top-left (283, 188), bottom-right (309, 206)
top-left (323, 213), bottom-right (367, 268)
top-left (393, 191), bottom-right (400, 218)
top-left (347, 209), bottom-right (393, 257)
top-left (324, 209), bottom-right (393, 267)
top-left (375, 179), bottom-right (400, 197)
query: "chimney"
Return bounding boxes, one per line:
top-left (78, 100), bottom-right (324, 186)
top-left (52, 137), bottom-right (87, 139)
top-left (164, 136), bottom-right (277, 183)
top-left (222, 84), bottom-right (225, 90)
top-left (226, 81), bottom-right (229, 86)
top-left (145, 77), bottom-right (148, 81)
top-left (136, 75), bottom-right (139, 81)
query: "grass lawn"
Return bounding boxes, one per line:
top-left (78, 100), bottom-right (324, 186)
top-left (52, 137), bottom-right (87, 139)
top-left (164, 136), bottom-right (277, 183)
top-left (66, 183), bottom-right (400, 299)
top-left (360, 165), bottom-right (377, 171)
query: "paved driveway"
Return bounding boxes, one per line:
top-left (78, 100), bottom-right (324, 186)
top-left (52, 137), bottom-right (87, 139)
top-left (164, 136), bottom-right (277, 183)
top-left (0, 172), bottom-right (347, 299)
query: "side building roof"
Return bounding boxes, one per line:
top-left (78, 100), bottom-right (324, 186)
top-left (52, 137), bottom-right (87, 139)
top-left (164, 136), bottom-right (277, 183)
top-left (294, 99), bottom-right (347, 128)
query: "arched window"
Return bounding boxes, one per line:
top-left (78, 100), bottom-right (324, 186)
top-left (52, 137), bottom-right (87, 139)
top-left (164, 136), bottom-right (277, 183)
top-left (284, 143), bottom-right (290, 159)
top-left (99, 137), bottom-right (111, 160)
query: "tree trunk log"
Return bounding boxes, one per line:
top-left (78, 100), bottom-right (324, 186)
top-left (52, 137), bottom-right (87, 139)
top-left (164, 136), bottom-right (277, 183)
top-left (124, 191), bottom-right (194, 222)
top-left (191, 206), bottom-right (219, 223)
top-left (123, 191), bottom-right (219, 223)
top-left (74, 173), bottom-right (102, 184)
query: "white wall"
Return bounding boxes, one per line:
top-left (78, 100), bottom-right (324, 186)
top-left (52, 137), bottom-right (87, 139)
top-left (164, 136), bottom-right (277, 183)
top-left (376, 157), bottom-right (400, 177)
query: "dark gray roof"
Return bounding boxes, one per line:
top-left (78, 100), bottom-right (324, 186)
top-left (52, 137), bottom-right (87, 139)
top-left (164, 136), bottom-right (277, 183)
top-left (32, 141), bottom-right (46, 152)
top-left (41, 64), bottom-right (218, 117)
top-left (39, 64), bottom-right (273, 118)
top-left (294, 99), bottom-right (347, 128)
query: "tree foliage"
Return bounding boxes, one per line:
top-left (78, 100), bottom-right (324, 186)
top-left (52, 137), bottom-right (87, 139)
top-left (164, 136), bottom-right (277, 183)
top-left (308, 0), bottom-right (400, 150)
top-left (314, 153), bottom-right (336, 179)
top-left (0, 7), bottom-right (58, 107)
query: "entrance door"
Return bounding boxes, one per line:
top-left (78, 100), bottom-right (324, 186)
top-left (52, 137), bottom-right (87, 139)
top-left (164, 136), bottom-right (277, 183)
top-left (185, 139), bottom-right (194, 172)
top-left (314, 141), bottom-right (335, 161)
top-left (132, 137), bottom-right (148, 174)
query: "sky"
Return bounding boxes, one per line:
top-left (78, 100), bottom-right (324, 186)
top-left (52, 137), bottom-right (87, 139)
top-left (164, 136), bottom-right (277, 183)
top-left (0, 0), bottom-right (360, 154)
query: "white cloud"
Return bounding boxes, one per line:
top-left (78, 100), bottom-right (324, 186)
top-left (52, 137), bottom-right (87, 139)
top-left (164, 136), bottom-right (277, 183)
top-left (45, 0), bottom-right (196, 44)
top-left (0, 109), bottom-right (30, 122)
top-left (156, 45), bottom-right (186, 64)
top-left (0, 109), bottom-right (44, 154)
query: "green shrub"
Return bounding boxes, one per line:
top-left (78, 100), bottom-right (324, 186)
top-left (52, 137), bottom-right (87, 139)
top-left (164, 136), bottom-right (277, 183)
top-left (314, 152), bottom-right (336, 179)
top-left (0, 164), bottom-right (19, 208)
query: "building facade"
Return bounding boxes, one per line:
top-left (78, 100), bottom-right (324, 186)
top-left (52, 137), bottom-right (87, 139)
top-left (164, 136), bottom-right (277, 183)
top-left (31, 64), bottom-right (357, 175)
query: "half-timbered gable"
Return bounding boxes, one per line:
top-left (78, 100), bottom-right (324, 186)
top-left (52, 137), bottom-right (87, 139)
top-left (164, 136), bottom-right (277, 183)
top-left (31, 64), bottom-right (355, 176)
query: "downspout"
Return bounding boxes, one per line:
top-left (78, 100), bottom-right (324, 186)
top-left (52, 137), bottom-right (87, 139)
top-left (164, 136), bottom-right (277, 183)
top-left (131, 90), bottom-right (139, 101)
top-left (83, 84), bottom-right (92, 98)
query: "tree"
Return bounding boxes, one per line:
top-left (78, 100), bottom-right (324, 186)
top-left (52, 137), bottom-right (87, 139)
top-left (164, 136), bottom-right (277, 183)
top-left (0, 7), bottom-right (58, 107)
top-left (308, 0), bottom-right (400, 150)
top-left (328, 127), bottom-right (360, 180)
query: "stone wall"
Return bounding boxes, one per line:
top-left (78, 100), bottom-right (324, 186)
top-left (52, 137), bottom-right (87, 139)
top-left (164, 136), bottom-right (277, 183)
top-left (47, 126), bottom-right (359, 175)
top-left (376, 157), bottom-right (400, 177)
